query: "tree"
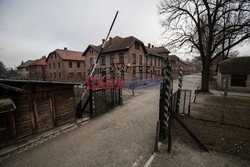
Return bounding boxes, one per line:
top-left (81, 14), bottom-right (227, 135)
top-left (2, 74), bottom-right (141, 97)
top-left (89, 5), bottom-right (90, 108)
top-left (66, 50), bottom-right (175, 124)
top-left (158, 0), bottom-right (250, 92)
top-left (0, 61), bottom-right (7, 76)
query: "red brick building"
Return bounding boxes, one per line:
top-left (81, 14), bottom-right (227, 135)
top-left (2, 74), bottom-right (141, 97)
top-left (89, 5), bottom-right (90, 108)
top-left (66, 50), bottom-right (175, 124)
top-left (83, 36), bottom-right (148, 81)
top-left (28, 56), bottom-right (47, 80)
top-left (46, 48), bottom-right (85, 82)
top-left (17, 60), bottom-right (35, 79)
top-left (145, 45), bottom-right (170, 79)
top-left (83, 36), bottom-right (171, 83)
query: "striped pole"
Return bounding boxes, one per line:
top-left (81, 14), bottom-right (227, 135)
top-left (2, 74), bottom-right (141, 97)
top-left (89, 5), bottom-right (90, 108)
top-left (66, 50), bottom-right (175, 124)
top-left (89, 78), bottom-right (95, 118)
top-left (176, 66), bottom-right (183, 114)
top-left (159, 57), bottom-right (172, 141)
top-left (163, 57), bottom-right (172, 134)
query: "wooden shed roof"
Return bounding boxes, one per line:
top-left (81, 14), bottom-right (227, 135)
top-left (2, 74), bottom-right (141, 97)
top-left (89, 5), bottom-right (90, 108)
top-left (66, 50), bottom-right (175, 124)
top-left (219, 56), bottom-right (250, 74)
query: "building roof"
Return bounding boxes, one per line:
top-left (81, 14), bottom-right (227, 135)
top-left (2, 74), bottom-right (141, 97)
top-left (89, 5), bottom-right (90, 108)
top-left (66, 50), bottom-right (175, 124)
top-left (29, 57), bottom-right (47, 66)
top-left (17, 60), bottom-right (35, 68)
top-left (169, 55), bottom-right (180, 61)
top-left (0, 98), bottom-right (16, 113)
top-left (0, 83), bottom-right (23, 92)
top-left (219, 56), bottom-right (250, 74)
top-left (47, 49), bottom-right (84, 62)
top-left (148, 46), bottom-right (170, 54)
top-left (83, 36), bottom-right (147, 55)
top-left (146, 47), bottom-right (164, 58)
top-left (0, 79), bottom-right (81, 85)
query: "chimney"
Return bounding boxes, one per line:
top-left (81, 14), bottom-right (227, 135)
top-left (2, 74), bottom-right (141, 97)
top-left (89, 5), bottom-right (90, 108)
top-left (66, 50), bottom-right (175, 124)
top-left (64, 47), bottom-right (67, 50)
top-left (109, 37), bottom-right (112, 45)
top-left (42, 55), bottom-right (46, 59)
top-left (148, 43), bottom-right (151, 48)
top-left (102, 39), bottom-right (105, 44)
top-left (152, 45), bottom-right (154, 48)
top-left (21, 61), bottom-right (24, 64)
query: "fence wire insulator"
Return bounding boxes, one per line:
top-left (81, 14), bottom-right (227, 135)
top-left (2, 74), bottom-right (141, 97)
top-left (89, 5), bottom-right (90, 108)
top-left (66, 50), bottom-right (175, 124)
top-left (163, 58), bottom-right (172, 133)
top-left (176, 66), bottom-right (183, 114)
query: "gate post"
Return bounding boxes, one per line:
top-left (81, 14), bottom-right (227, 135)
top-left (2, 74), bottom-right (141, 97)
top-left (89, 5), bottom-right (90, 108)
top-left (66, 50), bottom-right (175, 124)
top-left (176, 66), bottom-right (183, 114)
top-left (159, 58), bottom-right (172, 142)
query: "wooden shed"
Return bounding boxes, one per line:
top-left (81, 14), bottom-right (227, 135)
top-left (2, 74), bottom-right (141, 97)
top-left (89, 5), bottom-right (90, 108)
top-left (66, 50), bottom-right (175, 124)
top-left (0, 79), bottom-right (79, 148)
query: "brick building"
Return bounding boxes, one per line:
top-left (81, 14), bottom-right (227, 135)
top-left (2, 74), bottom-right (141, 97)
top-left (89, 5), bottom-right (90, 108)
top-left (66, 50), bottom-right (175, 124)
top-left (83, 36), bottom-right (148, 82)
top-left (169, 55), bottom-right (180, 78)
top-left (46, 48), bottom-right (85, 82)
top-left (145, 45), bottom-right (170, 79)
top-left (17, 60), bottom-right (35, 79)
top-left (28, 56), bottom-right (47, 80)
top-left (83, 36), bottom-right (171, 84)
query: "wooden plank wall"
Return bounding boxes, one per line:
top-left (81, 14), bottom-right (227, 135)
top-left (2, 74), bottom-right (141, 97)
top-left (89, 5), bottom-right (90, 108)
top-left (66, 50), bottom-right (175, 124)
top-left (55, 89), bottom-right (75, 126)
top-left (1, 82), bottom-right (76, 143)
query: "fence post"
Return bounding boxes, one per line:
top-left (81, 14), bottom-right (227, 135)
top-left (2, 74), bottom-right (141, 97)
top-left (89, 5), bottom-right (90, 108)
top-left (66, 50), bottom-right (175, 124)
top-left (176, 66), bottom-right (183, 114)
top-left (89, 89), bottom-right (94, 118)
top-left (220, 76), bottom-right (228, 124)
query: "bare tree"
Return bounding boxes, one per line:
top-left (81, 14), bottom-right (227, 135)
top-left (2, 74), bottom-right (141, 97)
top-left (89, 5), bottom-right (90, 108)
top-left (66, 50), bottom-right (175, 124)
top-left (158, 0), bottom-right (250, 92)
top-left (0, 61), bottom-right (7, 76)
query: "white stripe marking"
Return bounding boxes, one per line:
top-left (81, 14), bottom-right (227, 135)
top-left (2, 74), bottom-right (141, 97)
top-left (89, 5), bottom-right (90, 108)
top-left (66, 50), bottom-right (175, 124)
top-left (143, 142), bottom-right (162, 167)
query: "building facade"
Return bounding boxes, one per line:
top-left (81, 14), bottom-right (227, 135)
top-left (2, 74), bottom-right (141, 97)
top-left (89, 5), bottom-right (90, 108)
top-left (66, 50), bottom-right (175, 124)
top-left (28, 56), bottom-right (47, 80)
top-left (217, 57), bottom-right (250, 92)
top-left (46, 48), bottom-right (86, 82)
top-left (83, 36), bottom-right (171, 85)
top-left (17, 60), bottom-right (35, 79)
top-left (0, 79), bottom-right (78, 148)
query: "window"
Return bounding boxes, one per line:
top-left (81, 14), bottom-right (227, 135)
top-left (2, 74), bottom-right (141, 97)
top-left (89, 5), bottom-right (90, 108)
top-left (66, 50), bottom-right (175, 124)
top-left (50, 73), bottom-right (52, 78)
top-left (139, 55), bottom-right (142, 65)
top-left (151, 70), bottom-right (153, 78)
top-left (90, 49), bottom-right (93, 54)
top-left (68, 72), bottom-right (75, 78)
top-left (140, 71), bottom-right (143, 79)
top-left (90, 58), bottom-right (94, 65)
top-left (132, 54), bottom-right (136, 64)
top-left (49, 63), bottom-right (51, 69)
top-left (119, 53), bottom-right (124, 64)
top-left (135, 42), bottom-right (140, 50)
top-left (155, 57), bottom-right (156, 66)
top-left (55, 55), bottom-right (57, 59)
top-left (53, 63), bottom-right (56, 69)
top-left (133, 68), bottom-right (136, 79)
top-left (158, 58), bottom-right (160, 66)
top-left (77, 72), bottom-right (82, 77)
top-left (54, 72), bottom-right (56, 79)
top-left (58, 62), bottom-right (60, 68)
top-left (77, 62), bottom-right (80, 68)
top-left (231, 75), bottom-right (247, 87)
top-left (102, 71), bottom-right (107, 82)
top-left (59, 72), bottom-right (61, 78)
top-left (101, 56), bottom-right (105, 65)
top-left (150, 57), bottom-right (152, 65)
top-left (69, 62), bottom-right (72, 68)
top-left (51, 54), bottom-right (53, 59)
top-left (110, 54), bottom-right (114, 65)
top-left (146, 56), bottom-right (148, 65)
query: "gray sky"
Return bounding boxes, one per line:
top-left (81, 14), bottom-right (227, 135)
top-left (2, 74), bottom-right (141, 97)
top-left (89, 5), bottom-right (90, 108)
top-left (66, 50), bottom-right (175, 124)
top-left (0, 0), bottom-right (249, 68)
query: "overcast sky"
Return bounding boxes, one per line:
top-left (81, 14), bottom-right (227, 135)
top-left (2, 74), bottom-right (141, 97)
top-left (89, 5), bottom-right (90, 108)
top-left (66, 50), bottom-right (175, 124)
top-left (0, 0), bottom-right (249, 68)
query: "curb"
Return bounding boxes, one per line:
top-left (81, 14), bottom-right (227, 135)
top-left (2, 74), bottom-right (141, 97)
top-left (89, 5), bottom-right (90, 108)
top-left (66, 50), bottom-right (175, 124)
top-left (0, 117), bottom-right (90, 162)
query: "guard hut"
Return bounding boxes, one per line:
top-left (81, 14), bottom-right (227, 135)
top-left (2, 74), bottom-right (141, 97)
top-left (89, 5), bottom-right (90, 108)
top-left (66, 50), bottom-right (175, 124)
top-left (217, 57), bottom-right (250, 92)
top-left (0, 79), bottom-right (79, 148)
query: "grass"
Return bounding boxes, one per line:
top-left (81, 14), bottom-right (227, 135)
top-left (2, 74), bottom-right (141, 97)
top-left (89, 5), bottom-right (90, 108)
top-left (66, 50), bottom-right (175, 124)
top-left (207, 96), bottom-right (250, 108)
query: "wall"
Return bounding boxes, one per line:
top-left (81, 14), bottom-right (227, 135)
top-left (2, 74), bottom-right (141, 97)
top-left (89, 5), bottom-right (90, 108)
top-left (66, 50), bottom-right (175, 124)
top-left (0, 81), bottom-right (76, 147)
top-left (47, 53), bottom-right (85, 82)
top-left (217, 73), bottom-right (250, 92)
